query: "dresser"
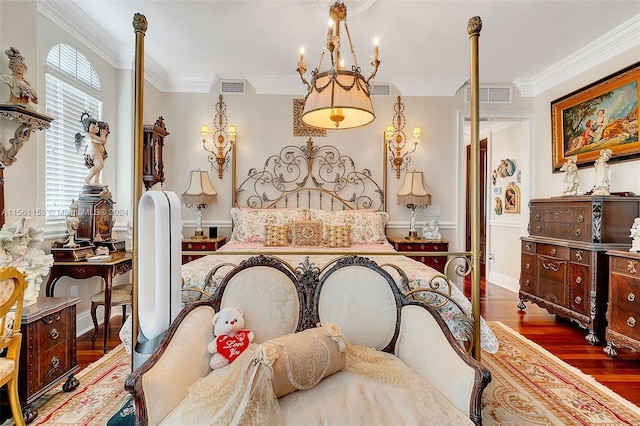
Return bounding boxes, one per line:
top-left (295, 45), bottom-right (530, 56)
top-left (182, 236), bottom-right (226, 264)
top-left (603, 250), bottom-right (640, 358)
top-left (519, 196), bottom-right (640, 344)
top-left (387, 236), bottom-right (449, 273)
top-left (19, 297), bottom-right (81, 423)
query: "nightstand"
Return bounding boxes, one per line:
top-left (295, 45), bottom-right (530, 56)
top-left (182, 236), bottom-right (226, 264)
top-left (387, 236), bottom-right (449, 273)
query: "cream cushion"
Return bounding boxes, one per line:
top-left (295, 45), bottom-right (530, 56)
top-left (220, 266), bottom-right (299, 343)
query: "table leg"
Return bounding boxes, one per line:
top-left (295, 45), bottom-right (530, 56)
top-left (45, 268), bottom-right (60, 297)
top-left (102, 270), bottom-right (113, 353)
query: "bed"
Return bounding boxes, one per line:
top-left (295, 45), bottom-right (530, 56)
top-left (126, 13), bottom-right (490, 426)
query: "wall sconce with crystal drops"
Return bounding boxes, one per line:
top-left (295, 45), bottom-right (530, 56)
top-left (201, 95), bottom-right (236, 179)
top-left (385, 96), bottom-right (421, 179)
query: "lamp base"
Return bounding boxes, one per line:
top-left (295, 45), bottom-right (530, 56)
top-left (405, 230), bottom-right (419, 241)
top-left (192, 230), bottom-right (206, 239)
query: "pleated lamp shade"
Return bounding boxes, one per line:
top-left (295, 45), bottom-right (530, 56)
top-left (181, 170), bottom-right (217, 206)
top-left (397, 171), bottom-right (431, 206)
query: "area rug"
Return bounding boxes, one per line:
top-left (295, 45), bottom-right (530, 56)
top-left (483, 321), bottom-right (640, 425)
top-left (2, 344), bottom-right (131, 426)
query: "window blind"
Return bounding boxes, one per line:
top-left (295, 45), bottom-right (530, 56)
top-left (45, 44), bottom-right (102, 225)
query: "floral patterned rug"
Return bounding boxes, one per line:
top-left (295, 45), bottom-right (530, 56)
top-left (1, 344), bottom-right (131, 426)
top-left (483, 321), bottom-right (640, 425)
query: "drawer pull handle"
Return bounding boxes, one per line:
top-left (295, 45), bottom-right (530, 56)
top-left (551, 248), bottom-right (557, 255)
top-left (420, 245), bottom-right (425, 250)
top-left (535, 226), bottom-right (541, 232)
top-left (525, 263), bottom-right (531, 270)
top-left (200, 244), bottom-right (206, 249)
top-left (628, 293), bottom-right (636, 302)
top-left (51, 356), bottom-right (60, 368)
top-left (575, 229), bottom-right (582, 236)
top-left (534, 214), bottom-right (540, 221)
top-left (541, 259), bottom-right (560, 272)
top-left (575, 251), bottom-right (583, 261)
top-left (407, 245), bottom-right (413, 250)
top-left (187, 243), bottom-right (193, 249)
top-left (574, 296), bottom-right (582, 305)
top-left (627, 317), bottom-right (636, 328)
top-left (524, 279), bottom-right (531, 286)
top-left (434, 246), bottom-right (439, 251)
top-left (50, 328), bottom-right (59, 340)
top-left (575, 276), bottom-right (582, 284)
top-left (628, 260), bottom-right (638, 275)
top-left (433, 258), bottom-right (439, 263)
top-left (525, 243), bottom-right (532, 251)
top-left (577, 215), bottom-right (584, 223)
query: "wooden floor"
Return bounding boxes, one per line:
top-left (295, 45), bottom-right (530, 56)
top-left (78, 280), bottom-right (640, 406)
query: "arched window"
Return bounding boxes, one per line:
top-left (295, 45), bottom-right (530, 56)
top-left (45, 43), bottom-right (102, 225)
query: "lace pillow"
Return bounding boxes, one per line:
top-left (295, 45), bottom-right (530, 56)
top-left (326, 224), bottom-right (351, 247)
top-left (264, 324), bottom-right (346, 397)
top-left (229, 208), bottom-right (306, 243)
top-left (309, 209), bottom-right (389, 244)
top-left (265, 224), bottom-right (290, 247)
top-left (291, 220), bottom-right (323, 247)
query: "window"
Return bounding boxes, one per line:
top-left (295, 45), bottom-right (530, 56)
top-left (45, 44), bottom-right (102, 225)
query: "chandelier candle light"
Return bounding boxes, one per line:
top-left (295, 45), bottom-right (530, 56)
top-left (181, 170), bottom-right (218, 239)
top-left (297, 1), bottom-right (380, 129)
top-left (397, 171), bottom-right (431, 241)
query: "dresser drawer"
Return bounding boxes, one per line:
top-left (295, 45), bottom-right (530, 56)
top-left (571, 248), bottom-right (592, 265)
top-left (569, 263), bottom-right (590, 315)
top-left (610, 256), bottom-right (640, 277)
top-left (395, 242), bottom-right (446, 252)
top-left (36, 310), bottom-right (72, 352)
top-left (608, 273), bottom-right (640, 340)
top-left (520, 272), bottom-right (534, 291)
top-left (28, 341), bottom-right (72, 395)
top-left (536, 255), bottom-right (567, 305)
top-left (522, 240), bottom-right (535, 254)
top-left (183, 241), bottom-right (218, 251)
top-left (536, 243), bottom-right (569, 259)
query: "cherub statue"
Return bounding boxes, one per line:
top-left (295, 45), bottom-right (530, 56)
top-left (592, 149), bottom-right (612, 196)
top-left (630, 218), bottom-right (640, 252)
top-left (75, 112), bottom-right (110, 186)
top-left (560, 155), bottom-right (580, 196)
top-left (422, 219), bottom-right (441, 240)
top-left (0, 47), bottom-right (38, 110)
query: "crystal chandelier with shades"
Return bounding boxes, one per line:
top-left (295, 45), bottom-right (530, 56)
top-left (296, 1), bottom-right (380, 130)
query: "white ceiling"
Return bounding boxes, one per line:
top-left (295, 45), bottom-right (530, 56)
top-left (41, 0), bottom-right (640, 96)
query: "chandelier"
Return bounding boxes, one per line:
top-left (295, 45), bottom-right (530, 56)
top-left (296, 1), bottom-right (380, 130)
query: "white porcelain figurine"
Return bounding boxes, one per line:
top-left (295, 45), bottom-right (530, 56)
top-left (630, 218), bottom-right (640, 253)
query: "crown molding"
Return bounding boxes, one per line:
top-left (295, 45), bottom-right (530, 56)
top-left (246, 75), bottom-right (307, 95)
top-left (392, 78), bottom-right (467, 97)
top-left (514, 13), bottom-right (640, 97)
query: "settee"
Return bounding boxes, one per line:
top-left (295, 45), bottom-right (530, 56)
top-left (125, 255), bottom-right (491, 425)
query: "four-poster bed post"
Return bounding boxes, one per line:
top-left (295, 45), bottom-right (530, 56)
top-left (468, 16), bottom-right (482, 361)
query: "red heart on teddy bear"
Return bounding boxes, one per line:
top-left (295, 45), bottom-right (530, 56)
top-left (216, 330), bottom-right (251, 362)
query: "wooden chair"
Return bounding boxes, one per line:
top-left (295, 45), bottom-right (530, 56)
top-left (0, 266), bottom-right (28, 426)
top-left (90, 283), bottom-right (132, 349)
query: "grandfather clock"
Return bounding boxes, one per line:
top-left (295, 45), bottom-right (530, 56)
top-left (143, 116), bottom-right (168, 190)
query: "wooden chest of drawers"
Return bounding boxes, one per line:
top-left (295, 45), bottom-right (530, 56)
top-left (528, 196), bottom-right (640, 243)
top-left (182, 236), bottom-right (226, 264)
top-left (604, 250), bottom-right (640, 358)
top-left (19, 297), bottom-right (80, 422)
top-left (519, 196), bottom-right (640, 345)
top-left (387, 237), bottom-right (448, 273)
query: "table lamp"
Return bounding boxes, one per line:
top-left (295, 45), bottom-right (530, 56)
top-left (181, 170), bottom-right (217, 239)
top-left (397, 170), bottom-right (431, 240)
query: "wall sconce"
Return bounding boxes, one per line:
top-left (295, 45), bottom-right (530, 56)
top-left (202, 94), bottom-right (236, 179)
top-left (385, 96), bottom-right (420, 179)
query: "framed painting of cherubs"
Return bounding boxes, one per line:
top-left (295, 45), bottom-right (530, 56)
top-left (551, 62), bottom-right (639, 172)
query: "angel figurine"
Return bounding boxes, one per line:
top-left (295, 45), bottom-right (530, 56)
top-left (75, 112), bottom-right (110, 186)
top-left (560, 156), bottom-right (580, 196)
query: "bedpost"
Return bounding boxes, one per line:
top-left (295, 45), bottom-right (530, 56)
top-left (132, 13), bottom-right (147, 367)
top-left (467, 16), bottom-right (482, 361)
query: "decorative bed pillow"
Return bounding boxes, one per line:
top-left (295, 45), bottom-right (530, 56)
top-left (263, 324), bottom-right (346, 397)
top-left (308, 209), bottom-right (388, 244)
top-left (229, 208), bottom-right (306, 243)
top-left (291, 220), bottom-right (324, 247)
top-left (265, 224), bottom-right (290, 247)
top-left (326, 224), bottom-right (351, 247)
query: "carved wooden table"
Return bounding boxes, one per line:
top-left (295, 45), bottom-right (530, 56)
top-left (45, 252), bottom-right (132, 352)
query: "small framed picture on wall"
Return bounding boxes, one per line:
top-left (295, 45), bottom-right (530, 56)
top-left (504, 182), bottom-right (520, 214)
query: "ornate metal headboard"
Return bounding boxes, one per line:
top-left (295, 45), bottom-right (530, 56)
top-left (233, 138), bottom-right (384, 211)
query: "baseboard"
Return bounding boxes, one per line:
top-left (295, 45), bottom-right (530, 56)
top-left (487, 270), bottom-right (519, 293)
top-left (76, 306), bottom-right (126, 337)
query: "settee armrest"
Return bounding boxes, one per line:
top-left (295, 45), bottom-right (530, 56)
top-left (395, 305), bottom-right (491, 425)
top-left (125, 302), bottom-right (215, 426)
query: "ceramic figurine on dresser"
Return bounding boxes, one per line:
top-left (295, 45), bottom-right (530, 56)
top-left (592, 149), bottom-right (612, 196)
top-left (631, 218), bottom-right (640, 252)
top-left (422, 219), bottom-right (441, 240)
top-left (560, 155), bottom-right (580, 196)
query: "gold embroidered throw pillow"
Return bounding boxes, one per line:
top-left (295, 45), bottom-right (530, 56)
top-left (265, 224), bottom-right (290, 247)
top-left (291, 220), bottom-right (323, 247)
top-left (326, 224), bottom-right (351, 247)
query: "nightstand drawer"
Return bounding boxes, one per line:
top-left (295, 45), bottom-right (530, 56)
top-left (37, 309), bottom-right (72, 352)
top-left (182, 237), bottom-right (226, 265)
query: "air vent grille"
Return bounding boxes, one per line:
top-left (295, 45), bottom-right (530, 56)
top-left (371, 83), bottom-right (391, 97)
top-left (220, 80), bottom-right (246, 94)
top-left (465, 86), bottom-right (512, 103)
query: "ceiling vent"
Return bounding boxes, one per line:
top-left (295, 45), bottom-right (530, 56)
top-left (465, 86), bottom-right (512, 103)
top-left (371, 83), bottom-right (391, 97)
top-left (220, 80), bottom-right (246, 95)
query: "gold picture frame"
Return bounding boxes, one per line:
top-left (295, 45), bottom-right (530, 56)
top-left (551, 62), bottom-right (640, 172)
top-left (504, 182), bottom-right (520, 214)
top-left (293, 99), bottom-right (326, 137)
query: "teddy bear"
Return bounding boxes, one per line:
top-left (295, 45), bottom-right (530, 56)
top-left (207, 307), bottom-right (254, 369)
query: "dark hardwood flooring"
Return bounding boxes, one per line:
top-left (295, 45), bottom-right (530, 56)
top-left (78, 280), bottom-right (640, 407)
